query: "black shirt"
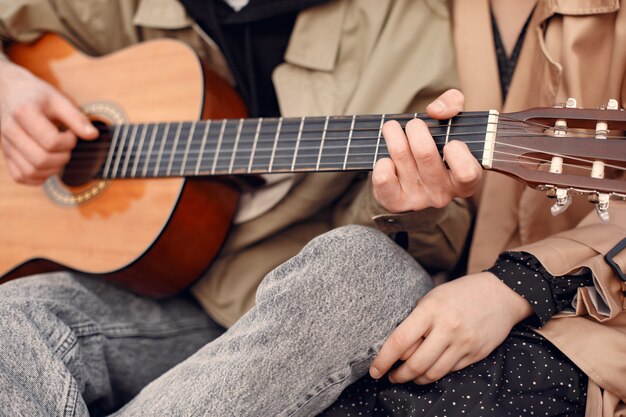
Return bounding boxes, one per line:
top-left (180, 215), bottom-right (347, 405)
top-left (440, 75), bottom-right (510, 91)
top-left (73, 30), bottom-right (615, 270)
top-left (178, 0), bottom-right (329, 117)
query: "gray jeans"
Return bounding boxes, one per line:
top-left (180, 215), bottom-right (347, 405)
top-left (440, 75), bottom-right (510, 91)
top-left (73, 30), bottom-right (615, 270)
top-left (0, 226), bottom-right (432, 417)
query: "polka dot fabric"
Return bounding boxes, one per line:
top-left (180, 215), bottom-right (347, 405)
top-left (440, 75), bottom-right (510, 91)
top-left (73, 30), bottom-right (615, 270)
top-left (488, 252), bottom-right (593, 327)
top-left (320, 326), bottom-right (587, 417)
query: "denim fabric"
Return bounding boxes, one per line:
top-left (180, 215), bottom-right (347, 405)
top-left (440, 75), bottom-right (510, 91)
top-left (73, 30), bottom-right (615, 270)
top-left (0, 226), bottom-right (432, 416)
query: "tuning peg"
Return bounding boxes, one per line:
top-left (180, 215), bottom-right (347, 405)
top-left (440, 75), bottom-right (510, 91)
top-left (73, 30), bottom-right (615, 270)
top-left (596, 99), bottom-right (619, 140)
top-left (550, 188), bottom-right (572, 216)
top-left (547, 100), bottom-right (578, 216)
top-left (595, 193), bottom-right (610, 223)
top-left (554, 98), bottom-right (577, 136)
top-left (595, 122), bottom-right (608, 140)
top-left (588, 98), bottom-right (618, 222)
top-left (549, 156), bottom-right (563, 174)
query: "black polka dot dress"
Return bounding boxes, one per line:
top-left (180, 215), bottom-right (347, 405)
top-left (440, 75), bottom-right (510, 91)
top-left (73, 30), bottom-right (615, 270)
top-left (320, 252), bottom-right (592, 417)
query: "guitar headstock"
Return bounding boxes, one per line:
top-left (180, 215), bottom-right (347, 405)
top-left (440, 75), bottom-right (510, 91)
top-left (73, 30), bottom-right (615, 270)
top-left (490, 98), bottom-right (626, 222)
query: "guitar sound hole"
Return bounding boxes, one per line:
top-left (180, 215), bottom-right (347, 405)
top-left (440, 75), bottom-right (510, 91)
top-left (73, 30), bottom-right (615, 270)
top-left (61, 121), bottom-right (111, 187)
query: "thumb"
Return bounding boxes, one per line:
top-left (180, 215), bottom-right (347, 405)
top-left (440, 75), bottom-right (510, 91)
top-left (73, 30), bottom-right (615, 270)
top-left (44, 92), bottom-right (99, 140)
top-left (425, 89), bottom-right (465, 120)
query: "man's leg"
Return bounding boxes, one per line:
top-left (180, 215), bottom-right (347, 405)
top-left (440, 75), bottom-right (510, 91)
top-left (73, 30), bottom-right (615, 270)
top-left (0, 272), bottom-right (224, 417)
top-left (115, 225), bottom-right (433, 417)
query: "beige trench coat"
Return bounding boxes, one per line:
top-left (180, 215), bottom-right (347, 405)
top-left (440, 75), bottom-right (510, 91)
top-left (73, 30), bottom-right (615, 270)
top-left (453, 0), bottom-right (626, 415)
top-left (0, 0), bottom-right (467, 323)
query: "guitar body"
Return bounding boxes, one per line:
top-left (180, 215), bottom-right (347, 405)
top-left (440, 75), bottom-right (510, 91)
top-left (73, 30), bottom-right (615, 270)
top-left (0, 34), bottom-right (245, 297)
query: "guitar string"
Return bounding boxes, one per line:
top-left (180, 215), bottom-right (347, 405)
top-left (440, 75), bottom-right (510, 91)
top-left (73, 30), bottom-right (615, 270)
top-left (88, 158), bottom-right (625, 189)
top-left (129, 151), bottom-right (626, 175)
top-left (65, 107), bottom-right (626, 160)
top-left (80, 119), bottom-right (625, 142)
top-left (80, 114), bottom-right (519, 137)
top-left (61, 143), bottom-right (626, 177)
top-left (65, 129), bottom-right (626, 167)
top-left (67, 121), bottom-right (626, 155)
top-left (100, 153), bottom-right (619, 174)
top-left (61, 125), bottom-right (624, 159)
top-left (87, 111), bottom-right (626, 133)
top-left (500, 115), bottom-right (626, 136)
top-left (80, 110), bottom-right (625, 127)
top-left (60, 157), bottom-right (616, 173)
top-left (71, 119), bottom-right (508, 151)
top-left (499, 114), bottom-right (626, 134)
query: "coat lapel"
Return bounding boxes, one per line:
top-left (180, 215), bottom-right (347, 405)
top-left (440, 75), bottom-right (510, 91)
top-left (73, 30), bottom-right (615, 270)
top-left (452, 0), bottom-right (501, 111)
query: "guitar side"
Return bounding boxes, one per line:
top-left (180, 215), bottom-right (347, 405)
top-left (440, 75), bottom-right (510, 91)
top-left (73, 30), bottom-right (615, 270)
top-left (0, 34), bottom-right (244, 297)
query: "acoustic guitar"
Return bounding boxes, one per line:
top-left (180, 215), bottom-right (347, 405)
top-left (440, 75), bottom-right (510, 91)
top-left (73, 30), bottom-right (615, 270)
top-left (1, 34), bottom-right (624, 297)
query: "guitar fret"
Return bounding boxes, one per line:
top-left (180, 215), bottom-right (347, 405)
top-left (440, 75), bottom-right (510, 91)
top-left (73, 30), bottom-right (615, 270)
top-left (142, 124), bottom-right (158, 177)
top-left (343, 115), bottom-right (357, 170)
top-left (211, 119), bottom-right (227, 175)
top-left (442, 117), bottom-right (452, 162)
top-left (248, 118), bottom-right (277, 172)
top-left (195, 120), bottom-right (211, 175)
top-left (318, 116), bottom-right (352, 170)
top-left (111, 124), bottom-right (129, 178)
top-left (228, 119), bottom-right (244, 174)
top-left (166, 123), bottom-right (183, 176)
top-left (154, 122), bottom-right (171, 177)
top-left (316, 116), bottom-right (330, 171)
top-left (180, 121), bottom-right (197, 175)
top-left (373, 114), bottom-right (385, 168)
top-left (103, 125), bottom-right (121, 179)
top-left (268, 117), bottom-right (283, 172)
top-left (247, 118), bottom-right (263, 173)
top-left (291, 116), bottom-right (305, 172)
top-left (121, 124), bottom-right (139, 177)
top-left (131, 124), bottom-right (149, 177)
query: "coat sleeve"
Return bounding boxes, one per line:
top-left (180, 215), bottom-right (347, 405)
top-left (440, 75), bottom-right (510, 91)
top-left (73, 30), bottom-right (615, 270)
top-left (331, 172), bottom-right (473, 273)
top-left (0, 0), bottom-right (140, 56)
top-left (513, 201), bottom-right (626, 321)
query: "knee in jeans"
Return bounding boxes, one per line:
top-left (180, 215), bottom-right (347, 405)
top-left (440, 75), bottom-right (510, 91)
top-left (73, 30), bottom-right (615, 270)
top-left (311, 225), bottom-right (393, 255)
top-left (311, 225), bottom-right (429, 287)
top-left (258, 225), bottom-right (431, 314)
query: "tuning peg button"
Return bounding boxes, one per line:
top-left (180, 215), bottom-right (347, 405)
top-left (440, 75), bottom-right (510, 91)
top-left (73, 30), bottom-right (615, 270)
top-left (550, 156), bottom-right (564, 174)
top-left (566, 98), bottom-right (578, 108)
top-left (550, 188), bottom-right (572, 216)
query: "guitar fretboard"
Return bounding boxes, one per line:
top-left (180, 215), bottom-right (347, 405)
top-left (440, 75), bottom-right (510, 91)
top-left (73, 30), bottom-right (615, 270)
top-left (92, 112), bottom-right (491, 179)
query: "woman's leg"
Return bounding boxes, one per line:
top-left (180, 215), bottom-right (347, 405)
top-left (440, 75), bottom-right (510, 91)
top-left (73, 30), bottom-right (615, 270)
top-left (321, 325), bottom-right (588, 417)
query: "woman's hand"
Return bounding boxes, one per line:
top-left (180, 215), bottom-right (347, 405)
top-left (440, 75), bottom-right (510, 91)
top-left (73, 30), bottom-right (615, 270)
top-left (372, 89), bottom-right (482, 212)
top-left (0, 61), bottom-right (98, 185)
top-left (369, 272), bottom-right (534, 385)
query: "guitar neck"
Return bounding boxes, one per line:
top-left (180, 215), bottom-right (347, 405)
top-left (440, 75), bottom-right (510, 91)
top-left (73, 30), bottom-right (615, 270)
top-left (87, 112), bottom-right (494, 179)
